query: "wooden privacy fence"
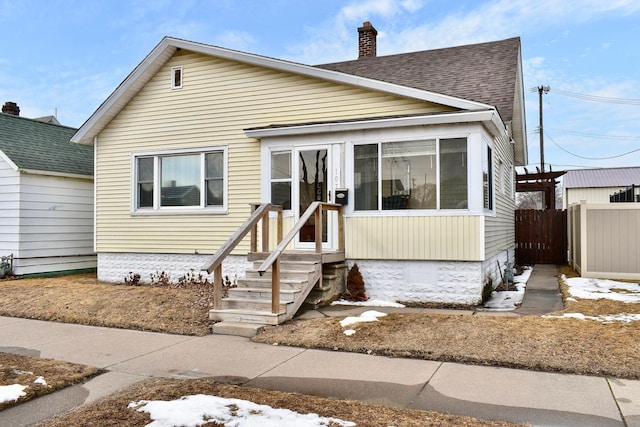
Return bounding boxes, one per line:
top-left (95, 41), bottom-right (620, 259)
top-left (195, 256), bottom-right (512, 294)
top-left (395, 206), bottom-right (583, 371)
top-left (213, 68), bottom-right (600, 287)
top-left (515, 209), bottom-right (567, 265)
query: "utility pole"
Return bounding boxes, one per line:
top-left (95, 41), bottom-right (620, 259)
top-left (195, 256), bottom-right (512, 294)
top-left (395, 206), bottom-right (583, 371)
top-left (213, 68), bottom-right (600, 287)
top-left (537, 85), bottom-right (550, 173)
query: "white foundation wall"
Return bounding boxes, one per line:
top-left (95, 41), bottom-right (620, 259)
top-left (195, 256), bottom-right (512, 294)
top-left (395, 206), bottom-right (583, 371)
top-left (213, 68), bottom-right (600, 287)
top-left (97, 253), bottom-right (252, 285)
top-left (348, 259), bottom-right (485, 305)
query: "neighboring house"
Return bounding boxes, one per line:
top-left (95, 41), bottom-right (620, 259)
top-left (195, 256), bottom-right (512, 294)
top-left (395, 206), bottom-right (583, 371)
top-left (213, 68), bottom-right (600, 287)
top-left (0, 102), bottom-right (96, 276)
top-left (71, 23), bottom-right (527, 305)
top-left (563, 167), bottom-right (640, 208)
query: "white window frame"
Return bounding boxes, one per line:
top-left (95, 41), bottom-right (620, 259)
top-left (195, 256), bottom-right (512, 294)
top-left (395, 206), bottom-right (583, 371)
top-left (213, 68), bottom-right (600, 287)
top-left (171, 66), bottom-right (183, 89)
top-left (131, 146), bottom-right (228, 215)
top-left (352, 136), bottom-right (469, 213)
top-left (269, 149), bottom-right (293, 212)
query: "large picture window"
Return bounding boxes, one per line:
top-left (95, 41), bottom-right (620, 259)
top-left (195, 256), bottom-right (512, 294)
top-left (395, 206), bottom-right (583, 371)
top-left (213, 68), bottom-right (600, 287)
top-left (354, 138), bottom-right (467, 211)
top-left (134, 148), bottom-right (226, 212)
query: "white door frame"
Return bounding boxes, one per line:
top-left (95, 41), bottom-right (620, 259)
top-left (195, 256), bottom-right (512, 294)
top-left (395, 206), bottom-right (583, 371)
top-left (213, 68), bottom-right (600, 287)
top-left (293, 144), bottom-right (338, 249)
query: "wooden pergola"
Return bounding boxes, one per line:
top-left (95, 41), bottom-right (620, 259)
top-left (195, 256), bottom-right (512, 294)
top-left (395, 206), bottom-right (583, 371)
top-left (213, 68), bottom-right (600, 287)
top-left (515, 169), bottom-right (566, 210)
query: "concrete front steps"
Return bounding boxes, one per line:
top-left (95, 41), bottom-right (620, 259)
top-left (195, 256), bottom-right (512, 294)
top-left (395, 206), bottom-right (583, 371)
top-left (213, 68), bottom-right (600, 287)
top-left (210, 255), bottom-right (323, 336)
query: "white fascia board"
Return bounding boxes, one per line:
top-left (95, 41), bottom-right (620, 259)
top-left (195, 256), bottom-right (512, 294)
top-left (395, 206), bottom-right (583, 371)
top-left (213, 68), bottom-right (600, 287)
top-left (19, 168), bottom-right (94, 180)
top-left (245, 110), bottom-right (506, 139)
top-left (0, 149), bottom-right (19, 172)
top-left (71, 38), bottom-right (178, 145)
top-left (71, 37), bottom-right (492, 145)
top-left (167, 38), bottom-right (489, 111)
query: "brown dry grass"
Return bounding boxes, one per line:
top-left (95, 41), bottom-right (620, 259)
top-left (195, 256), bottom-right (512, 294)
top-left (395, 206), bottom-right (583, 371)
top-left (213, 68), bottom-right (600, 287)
top-left (1, 268), bottom-right (638, 425)
top-left (0, 353), bottom-right (103, 410)
top-left (254, 266), bottom-right (640, 379)
top-left (0, 273), bottom-right (211, 336)
top-left (36, 378), bottom-right (522, 427)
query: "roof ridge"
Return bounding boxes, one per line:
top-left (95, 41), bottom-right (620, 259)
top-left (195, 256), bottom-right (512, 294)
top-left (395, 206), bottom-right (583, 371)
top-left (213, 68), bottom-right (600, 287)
top-left (0, 112), bottom-right (77, 130)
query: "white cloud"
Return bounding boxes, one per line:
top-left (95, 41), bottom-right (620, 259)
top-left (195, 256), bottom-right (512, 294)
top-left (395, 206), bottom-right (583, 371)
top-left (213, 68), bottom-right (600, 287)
top-left (213, 31), bottom-right (257, 52)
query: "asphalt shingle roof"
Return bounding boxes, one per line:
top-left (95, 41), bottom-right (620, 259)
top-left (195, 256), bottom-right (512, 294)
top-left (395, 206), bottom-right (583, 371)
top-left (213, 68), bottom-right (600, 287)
top-left (316, 37), bottom-right (521, 123)
top-left (564, 167), bottom-right (640, 189)
top-left (0, 113), bottom-right (93, 176)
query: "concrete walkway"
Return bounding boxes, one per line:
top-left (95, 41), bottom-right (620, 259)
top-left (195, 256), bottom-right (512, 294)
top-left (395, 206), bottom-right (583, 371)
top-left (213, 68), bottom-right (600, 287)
top-left (1, 266), bottom-right (639, 427)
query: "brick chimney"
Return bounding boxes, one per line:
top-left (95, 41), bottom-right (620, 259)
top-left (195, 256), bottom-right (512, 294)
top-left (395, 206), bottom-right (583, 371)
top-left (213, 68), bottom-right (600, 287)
top-left (2, 101), bottom-right (20, 116)
top-left (358, 21), bottom-right (377, 59)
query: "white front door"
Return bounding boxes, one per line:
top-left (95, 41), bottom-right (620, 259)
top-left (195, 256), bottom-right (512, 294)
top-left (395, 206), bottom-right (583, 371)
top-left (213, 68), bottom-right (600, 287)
top-left (294, 145), bottom-right (336, 249)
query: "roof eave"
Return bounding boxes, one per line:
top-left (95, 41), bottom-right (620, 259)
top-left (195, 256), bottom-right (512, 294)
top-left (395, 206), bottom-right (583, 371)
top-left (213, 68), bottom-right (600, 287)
top-left (19, 168), bottom-right (94, 180)
top-left (245, 110), bottom-right (506, 139)
top-left (71, 37), bottom-right (493, 145)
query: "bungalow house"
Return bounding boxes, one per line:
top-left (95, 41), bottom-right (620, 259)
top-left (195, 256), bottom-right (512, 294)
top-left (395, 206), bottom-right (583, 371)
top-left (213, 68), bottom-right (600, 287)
top-left (70, 23), bottom-right (527, 320)
top-left (563, 167), bottom-right (640, 208)
top-left (0, 102), bottom-right (96, 276)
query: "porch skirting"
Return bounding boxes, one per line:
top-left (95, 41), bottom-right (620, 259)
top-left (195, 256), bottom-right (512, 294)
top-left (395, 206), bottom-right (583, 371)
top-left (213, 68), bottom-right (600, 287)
top-left (97, 253), bottom-right (252, 285)
top-left (97, 250), bottom-right (513, 306)
top-left (348, 259), bottom-right (486, 305)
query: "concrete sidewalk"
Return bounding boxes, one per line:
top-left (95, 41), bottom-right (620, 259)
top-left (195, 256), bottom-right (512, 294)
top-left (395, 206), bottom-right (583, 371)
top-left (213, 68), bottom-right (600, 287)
top-left (1, 265), bottom-right (639, 427)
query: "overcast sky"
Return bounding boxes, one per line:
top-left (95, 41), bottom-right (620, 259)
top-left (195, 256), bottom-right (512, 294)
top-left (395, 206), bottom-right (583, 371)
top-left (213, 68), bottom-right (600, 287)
top-left (2, 0), bottom-right (639, 170)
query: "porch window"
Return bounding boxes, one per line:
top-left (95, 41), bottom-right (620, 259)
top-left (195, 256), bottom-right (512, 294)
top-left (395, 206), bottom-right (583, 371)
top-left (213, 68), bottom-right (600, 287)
top-left (354, 137), bottom-right (467, 211)
top-left (270, 151), bottom-right (291, 210)
top-left (134, 148), bottom-right (226, 212)
top-left (440, 138), bottom-right (468, 209)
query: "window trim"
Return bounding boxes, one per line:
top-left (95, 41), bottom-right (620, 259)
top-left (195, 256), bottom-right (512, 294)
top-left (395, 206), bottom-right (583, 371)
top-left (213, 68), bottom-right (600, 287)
top-left (171, 66), bottom-right (183, 89)
top-left (131, 146), bottom-right (228, 215)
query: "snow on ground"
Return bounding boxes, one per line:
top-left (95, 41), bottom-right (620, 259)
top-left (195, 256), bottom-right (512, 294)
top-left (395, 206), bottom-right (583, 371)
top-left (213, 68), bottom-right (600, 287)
top-left (544, 312), bottom-right (640, 323)
top-left (0, 384), bottom-right (27, 403)
top-left (339, 310), bottom-right (388, 336)
top-left (482, 267), bottom-right (533, 311)
top-left (129, 394), bottom-right (355, 427)
top-left (331, 299), bottom-right (405, 308)
top-left (542, 275), bottom-right (640, 323)
top-left (561, 276), bottom-right (640, 303)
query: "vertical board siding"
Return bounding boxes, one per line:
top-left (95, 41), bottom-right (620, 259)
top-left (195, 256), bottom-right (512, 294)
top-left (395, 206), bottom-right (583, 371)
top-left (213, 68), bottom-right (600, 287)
top-left (96, 50), bottom-right (444, 254)
top-left (345, 215), bottom-right (481, 260)
top-left (515, 209), bottom-right (567, 265)
top-left (586, 207), bottom-right (640, 274)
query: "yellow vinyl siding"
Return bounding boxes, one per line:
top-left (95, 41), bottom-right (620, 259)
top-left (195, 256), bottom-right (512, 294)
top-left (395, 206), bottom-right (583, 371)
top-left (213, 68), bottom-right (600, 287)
top-left (345, 216), bottom-right (482, 260)
top-left (95, 50), bottom-right (448, 254)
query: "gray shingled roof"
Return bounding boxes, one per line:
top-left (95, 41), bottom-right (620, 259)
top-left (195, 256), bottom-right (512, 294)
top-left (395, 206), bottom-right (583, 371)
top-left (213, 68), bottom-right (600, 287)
top-left (564, 167), bottom-right (640, 189)
top-left (316, 37), bottom-right (521, 123)
top-left (0, 113), bottom-right (93, 176)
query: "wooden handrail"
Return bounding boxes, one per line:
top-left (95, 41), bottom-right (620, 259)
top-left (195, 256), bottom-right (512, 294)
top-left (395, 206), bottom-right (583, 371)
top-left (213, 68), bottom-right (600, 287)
top-left (201, 203), bottom-right (282, 309)
top-left (256, 201), bottom-right (343, 313)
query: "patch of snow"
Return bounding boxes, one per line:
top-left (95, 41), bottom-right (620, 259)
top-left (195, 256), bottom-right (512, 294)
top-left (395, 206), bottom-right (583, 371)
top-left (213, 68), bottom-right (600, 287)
top-left (34, 376), bottom-right (47, 386)
top-left (513, 267), bottom-right (533, 284)
top-left (566, 297), bottom-right (577, 302)
top-left (331, 299), bottom-right (405, 308)
top-left (483, 282), bottom-right (526, 311)
top-left (129, 394), bottom-right (356, 427)
top-left (562, 276), bottom-right (640, 303)
top-left (543, 312), bottom-right (640, 323)
top-left (0, 384), bottom-right (27, 403)
top-left (339, 310), bottom-right (388, 328)
top-left (343, 329), bottom-right (356, 336)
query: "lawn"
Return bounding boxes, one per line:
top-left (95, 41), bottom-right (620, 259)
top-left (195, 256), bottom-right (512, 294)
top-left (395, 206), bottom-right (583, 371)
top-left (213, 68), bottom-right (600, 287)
top-left (1, 266), bottom-right (638, 426)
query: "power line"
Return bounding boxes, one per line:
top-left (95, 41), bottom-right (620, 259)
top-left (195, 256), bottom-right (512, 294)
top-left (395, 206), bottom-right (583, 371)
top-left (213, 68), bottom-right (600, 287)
top-left (544, 130), bottom-right (640, 160)
top-left (546, 128), bottom-right (640, 141)
top-left (553, 89), bottom-right (640, 105)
